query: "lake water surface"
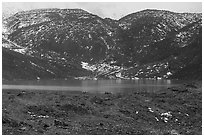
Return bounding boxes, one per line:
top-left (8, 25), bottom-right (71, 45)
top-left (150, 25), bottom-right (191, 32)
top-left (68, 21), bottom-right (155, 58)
top-left (2, 79), bottom-right (185, 93)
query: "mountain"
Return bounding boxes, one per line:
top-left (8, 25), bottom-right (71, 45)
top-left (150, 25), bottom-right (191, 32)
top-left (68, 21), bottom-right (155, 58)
top-left (114, 10), bottom-right (202, 79)
top-left (2, 38), bottom-right (92, 80)
top-left (4, 9), bottom-right (118, 62)
top-left (2, 9), bottom-right (202, 80)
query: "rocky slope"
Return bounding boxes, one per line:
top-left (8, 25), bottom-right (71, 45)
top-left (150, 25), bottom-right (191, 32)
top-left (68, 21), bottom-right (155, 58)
top-left (2, 9), bottom-right (202, 80)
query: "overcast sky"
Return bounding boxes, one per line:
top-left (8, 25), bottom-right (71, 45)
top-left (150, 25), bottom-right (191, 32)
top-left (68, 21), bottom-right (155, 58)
top-left (2, 2), bottom-right (202, 20)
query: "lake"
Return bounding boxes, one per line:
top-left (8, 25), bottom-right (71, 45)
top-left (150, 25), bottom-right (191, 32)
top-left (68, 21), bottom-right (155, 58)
top-left (2, 79), bottom-right (185, 93)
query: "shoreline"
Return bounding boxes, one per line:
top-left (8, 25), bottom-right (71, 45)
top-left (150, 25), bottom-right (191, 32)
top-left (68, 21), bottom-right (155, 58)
top-left (2, 82), bottom-right (202, 135)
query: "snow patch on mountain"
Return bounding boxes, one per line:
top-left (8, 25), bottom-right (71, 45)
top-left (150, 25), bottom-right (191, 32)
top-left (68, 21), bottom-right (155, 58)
top-left (81, 62), bottom-right (97, 72)
top-left (13, 48), bottom-right (27, 54)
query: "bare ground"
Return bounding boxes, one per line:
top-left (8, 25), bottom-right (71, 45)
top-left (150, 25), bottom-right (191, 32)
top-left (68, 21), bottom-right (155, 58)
top-left (2, 82), bottom-right (202, 135)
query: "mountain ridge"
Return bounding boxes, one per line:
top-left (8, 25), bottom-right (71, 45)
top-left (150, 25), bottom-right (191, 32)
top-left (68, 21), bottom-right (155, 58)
top-left (3, 8), bottom-right (202, 21)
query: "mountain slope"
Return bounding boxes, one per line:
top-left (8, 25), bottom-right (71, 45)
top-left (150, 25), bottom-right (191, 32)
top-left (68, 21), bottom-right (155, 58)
top-left (2, 9), bottom-right (202, 80)
top-left (2, 38), bottom-right (91, 80)
top-left (4, 9), bottom-right (118, 63)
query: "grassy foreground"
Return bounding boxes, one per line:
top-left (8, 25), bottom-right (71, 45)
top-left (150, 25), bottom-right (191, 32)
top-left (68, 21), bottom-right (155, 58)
top-left (2, 82), bottom-right (202, 135)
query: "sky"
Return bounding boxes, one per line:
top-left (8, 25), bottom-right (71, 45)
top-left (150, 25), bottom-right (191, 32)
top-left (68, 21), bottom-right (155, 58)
top-left (2, 2), bottom-right (202, 20)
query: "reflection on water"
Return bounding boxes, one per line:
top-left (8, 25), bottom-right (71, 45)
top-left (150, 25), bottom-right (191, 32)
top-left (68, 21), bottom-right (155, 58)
top-left (3, 79), bottom-right (182, 93)
top-left (80, 79), bottom-right (174, 93)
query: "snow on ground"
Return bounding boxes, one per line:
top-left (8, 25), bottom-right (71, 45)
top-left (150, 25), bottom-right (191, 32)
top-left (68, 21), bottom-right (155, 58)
top-left (46, 69), bottom-right (55, 75)
top-left (100, 37), bottom-right (110, 49)
top-left (167, 72), bottom-right (172, 76)
top-left (30, 61), bottom-right (44, 70)
top-left (81, 62), bottom-right (97, 72)
top-left (13, 48), bottom-right (27, 54)
top-left (81, 61), bottom-right (130, 79)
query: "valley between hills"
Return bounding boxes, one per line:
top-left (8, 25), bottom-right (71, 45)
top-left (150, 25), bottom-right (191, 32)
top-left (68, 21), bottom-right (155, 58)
top-left (2, 8), bottom-right (202, 135)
